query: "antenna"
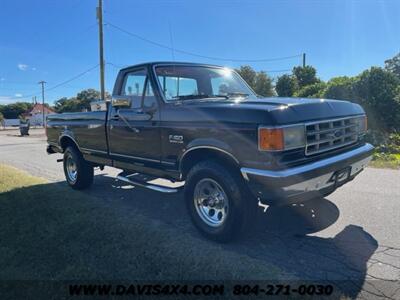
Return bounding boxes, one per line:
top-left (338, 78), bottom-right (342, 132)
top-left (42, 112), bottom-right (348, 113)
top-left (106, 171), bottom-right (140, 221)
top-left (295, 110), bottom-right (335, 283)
top-left (168, 21), bottom-right (175, 62)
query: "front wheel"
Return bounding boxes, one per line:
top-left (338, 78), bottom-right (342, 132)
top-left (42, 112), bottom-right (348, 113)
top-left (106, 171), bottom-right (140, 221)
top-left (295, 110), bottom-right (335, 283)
top-left (63, 146), bottom-right (94, 190)
top-left (184, 160), bottom-right (256, 242)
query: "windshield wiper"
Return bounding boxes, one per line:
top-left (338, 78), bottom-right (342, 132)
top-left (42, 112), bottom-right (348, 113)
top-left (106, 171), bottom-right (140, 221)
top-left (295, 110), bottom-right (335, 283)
top-left (226, 92), bottom-right (249, 98)
top-left (172, 94), bottom-right (229, 100)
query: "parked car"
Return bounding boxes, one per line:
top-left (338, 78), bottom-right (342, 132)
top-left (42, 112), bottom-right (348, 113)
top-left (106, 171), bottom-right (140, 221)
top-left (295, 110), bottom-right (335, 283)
top-left (46, 62), bottom-right (373, 242)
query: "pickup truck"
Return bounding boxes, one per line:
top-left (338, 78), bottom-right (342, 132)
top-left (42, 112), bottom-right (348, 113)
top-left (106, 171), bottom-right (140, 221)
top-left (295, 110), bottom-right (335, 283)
top-left (46, 62), bottom-right (374, 242)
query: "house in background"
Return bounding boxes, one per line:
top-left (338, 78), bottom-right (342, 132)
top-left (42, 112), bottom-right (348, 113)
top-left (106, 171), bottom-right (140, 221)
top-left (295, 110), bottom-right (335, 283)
top-left (21, 103), bottom-right (56, 126)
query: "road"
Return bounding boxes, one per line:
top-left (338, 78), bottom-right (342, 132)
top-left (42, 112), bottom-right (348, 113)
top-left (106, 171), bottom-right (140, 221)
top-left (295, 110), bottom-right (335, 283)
top-left (1, 128), bottom-right (399, 298)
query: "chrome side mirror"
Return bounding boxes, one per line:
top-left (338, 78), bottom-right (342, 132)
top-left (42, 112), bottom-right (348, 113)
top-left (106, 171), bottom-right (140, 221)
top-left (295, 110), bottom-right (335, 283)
top-left (111, 96), bottom-right (131, 108)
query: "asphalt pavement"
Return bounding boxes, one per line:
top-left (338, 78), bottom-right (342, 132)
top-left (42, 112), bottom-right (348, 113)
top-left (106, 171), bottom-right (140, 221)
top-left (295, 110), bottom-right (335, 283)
top-left (0, 128), bottom-right (399, 298)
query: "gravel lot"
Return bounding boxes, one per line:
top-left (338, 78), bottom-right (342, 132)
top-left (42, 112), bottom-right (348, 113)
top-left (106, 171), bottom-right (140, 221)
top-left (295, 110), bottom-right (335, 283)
top-left (0, 128), bottom-right (399, 298)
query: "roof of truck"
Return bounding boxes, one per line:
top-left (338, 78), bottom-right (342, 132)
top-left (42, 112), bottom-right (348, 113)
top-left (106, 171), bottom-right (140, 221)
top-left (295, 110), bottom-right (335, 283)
top-left (119, 61), bottom-right (227, 71)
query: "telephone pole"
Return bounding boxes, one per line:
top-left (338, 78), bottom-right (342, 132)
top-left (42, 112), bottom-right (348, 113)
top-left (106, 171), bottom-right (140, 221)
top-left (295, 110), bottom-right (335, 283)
top-left (38, 81), bottom-right (46, 127)
top-left (97, 0), bottom-right (106, 101)
top-left (302, 53), bottom-right (306, 67)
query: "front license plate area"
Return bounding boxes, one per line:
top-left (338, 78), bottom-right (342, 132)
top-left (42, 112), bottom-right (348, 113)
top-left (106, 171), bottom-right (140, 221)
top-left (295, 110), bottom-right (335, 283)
top-left (328, 166), bottom-right (351, 187)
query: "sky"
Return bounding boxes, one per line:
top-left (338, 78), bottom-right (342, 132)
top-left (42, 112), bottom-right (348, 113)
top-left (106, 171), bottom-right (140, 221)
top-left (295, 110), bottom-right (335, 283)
top-left (0, 0), bottom-right (399, 105)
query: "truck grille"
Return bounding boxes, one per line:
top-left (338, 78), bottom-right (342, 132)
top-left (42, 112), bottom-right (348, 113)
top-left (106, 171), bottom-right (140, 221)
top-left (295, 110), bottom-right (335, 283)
top-left (305, 117), bottom-right (359, 155)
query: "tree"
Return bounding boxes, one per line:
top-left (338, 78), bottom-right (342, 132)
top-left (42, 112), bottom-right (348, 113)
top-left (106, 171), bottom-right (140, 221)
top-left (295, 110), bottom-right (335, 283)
top-left (275, 74), bottom-right (299, 97)
top-left (54, 89), bottom-right (111, 113)
top-left (0, 102), bottom-right (33, 119)
top-left (236, 65), bottom-right (257, 88)
top-left (253, 71), bottom-right (274, 96)
top-left (236, 66), bottom-right (274, 97)
top-left (323, 76), bottom-right (355, 100)
top-left (353, 67), bottom-right (400, 131)
top-left (293, 65), bottom-right (319, 88)
top-left (385, 52), bottom-right (400, 78)
top-left (295, 82), bottom-right (327, 98)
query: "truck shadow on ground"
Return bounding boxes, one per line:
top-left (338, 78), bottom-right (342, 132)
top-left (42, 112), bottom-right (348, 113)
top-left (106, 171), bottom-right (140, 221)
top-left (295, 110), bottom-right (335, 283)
top-left (1, 174), bottom-right (392, 299)
top-left (85, 174), bottom-right (385, 298)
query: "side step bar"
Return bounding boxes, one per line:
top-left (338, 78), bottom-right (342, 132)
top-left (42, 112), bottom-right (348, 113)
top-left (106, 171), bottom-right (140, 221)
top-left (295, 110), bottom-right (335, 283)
top-left (116, 174), bottom-right (181, 194)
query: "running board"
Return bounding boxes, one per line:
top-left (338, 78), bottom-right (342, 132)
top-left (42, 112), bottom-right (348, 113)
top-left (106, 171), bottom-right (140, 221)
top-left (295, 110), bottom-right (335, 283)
top-left (116, 175), bottom-right (181, 193)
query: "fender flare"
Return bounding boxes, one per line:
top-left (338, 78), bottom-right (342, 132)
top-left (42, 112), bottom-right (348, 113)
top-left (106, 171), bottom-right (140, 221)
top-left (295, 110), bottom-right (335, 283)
top-left (178, 138), bottom-right (240, 173)
top-left (58, 131), bottom-right (81, 152)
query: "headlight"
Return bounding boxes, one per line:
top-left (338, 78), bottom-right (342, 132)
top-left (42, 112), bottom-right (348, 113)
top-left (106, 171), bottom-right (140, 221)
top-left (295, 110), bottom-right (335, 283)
top-left (355, 115), bottom-right (367, 134)
top-left (258, 125), bottom-right (305, 151)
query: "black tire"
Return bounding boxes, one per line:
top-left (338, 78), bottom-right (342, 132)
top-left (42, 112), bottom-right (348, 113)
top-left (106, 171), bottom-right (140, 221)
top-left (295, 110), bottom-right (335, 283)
top-left (63, 146), bottom-right (94, 190)
top-left (184, 160), bottom-right (256, 242)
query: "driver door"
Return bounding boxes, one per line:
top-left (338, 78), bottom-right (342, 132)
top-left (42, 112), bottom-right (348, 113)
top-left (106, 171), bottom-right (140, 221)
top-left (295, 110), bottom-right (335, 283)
top-left (108, 68), bottom-right (161, 168)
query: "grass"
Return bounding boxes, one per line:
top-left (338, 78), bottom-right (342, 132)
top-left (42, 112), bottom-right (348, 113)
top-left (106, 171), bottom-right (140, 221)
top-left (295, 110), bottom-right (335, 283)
top-left (370, 153), bottom-right (400, 169)
top-left (0, 164), bottom-right (283, 281)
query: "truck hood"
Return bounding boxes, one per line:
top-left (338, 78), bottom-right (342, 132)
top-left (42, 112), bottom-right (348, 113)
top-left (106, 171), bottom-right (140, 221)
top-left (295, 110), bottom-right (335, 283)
top-left (180, 97), bottom-right (365, 125)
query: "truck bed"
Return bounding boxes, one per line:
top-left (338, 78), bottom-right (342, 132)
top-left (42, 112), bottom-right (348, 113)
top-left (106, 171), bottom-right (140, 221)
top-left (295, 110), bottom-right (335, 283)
top-left (47, 111), bottom-right (108, 153)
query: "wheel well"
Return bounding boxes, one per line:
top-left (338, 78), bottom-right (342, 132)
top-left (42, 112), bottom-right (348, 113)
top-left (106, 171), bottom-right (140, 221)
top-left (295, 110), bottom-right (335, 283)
top-left (60, 136), bottom-right (79, 152)
top-left (180, 148), bottom-right (240, 179)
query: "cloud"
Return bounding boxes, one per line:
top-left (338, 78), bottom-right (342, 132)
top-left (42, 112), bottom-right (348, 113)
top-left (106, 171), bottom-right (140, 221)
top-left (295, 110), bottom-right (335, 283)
top-left (17, 63), bottom-right (28, 71)
top-left (31, 67), bottom-right (37, 71)
top-left (14, 93), bottom-right (23, 97)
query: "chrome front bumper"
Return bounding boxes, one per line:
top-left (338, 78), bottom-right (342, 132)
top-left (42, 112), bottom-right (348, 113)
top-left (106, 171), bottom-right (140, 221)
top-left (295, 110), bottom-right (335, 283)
top-left (241, 143), bottom-right (374, 205)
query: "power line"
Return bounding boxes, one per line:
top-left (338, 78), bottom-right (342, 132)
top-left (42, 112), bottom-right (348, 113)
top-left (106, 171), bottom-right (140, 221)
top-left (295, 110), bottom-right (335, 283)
top-left (45, 64), bottom-right (99, 92)
top-left (1, 64), bottom-right (99, 102)
top-left (106, 62), bottom-right (127, 69)
top-left (105, 21), bottom-right (303, 63)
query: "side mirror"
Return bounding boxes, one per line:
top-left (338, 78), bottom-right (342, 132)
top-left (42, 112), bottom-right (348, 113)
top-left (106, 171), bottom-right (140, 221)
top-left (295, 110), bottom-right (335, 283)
top-left (112, 96), bottom-right (131, 108)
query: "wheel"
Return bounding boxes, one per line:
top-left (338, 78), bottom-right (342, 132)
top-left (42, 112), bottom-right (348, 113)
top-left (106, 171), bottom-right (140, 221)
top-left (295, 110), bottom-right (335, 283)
top-left (63, 146), bottom-right (94, 190)
top-left (184, 160), bottom-right (256, 242)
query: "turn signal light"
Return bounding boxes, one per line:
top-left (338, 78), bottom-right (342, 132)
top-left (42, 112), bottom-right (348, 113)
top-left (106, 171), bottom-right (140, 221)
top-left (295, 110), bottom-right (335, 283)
top-left (258, 128), bottom-right (284, 151)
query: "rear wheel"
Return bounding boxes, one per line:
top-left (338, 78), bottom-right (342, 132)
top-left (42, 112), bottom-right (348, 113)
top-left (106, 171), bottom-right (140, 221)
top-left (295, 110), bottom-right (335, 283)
top-left (184, 160), bottom-right (256, 242)
top-left (63, 146), bottom-right (94, 189)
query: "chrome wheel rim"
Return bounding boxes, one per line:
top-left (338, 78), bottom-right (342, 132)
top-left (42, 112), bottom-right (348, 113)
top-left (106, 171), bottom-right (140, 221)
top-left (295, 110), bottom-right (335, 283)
top-left (193, 178), bottom-right (229, 227)
top-left (66, 155), bottom-right (77, 183)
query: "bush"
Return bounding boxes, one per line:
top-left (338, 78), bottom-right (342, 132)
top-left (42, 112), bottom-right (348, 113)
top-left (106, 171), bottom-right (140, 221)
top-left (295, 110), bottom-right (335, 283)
top-left (352, 67), bottom-right (400, 131)
top-left (323, 76), bottom-right (355, 100)
top-left (294, 82), bottom-right (327, 98)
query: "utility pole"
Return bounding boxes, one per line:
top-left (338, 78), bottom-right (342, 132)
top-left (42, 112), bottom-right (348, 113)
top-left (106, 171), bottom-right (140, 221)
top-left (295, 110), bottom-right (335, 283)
top-left (97, 0), bottom-right (106, 101)
top-left (38, 81), bottom-right (46, 127)
top-left (302, 53), bottom-right (306, 67)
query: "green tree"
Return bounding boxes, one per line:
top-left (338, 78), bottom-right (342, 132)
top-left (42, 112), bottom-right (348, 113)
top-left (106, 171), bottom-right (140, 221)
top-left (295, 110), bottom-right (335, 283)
top-left (54, 89), bottom-right (110, 113)
top-left (253, 71), bottom-right (274, 96)
top-left (275, 74), bottom-right (299, 97)
top-left (323, 76), bottom-right (355, 100)
top-left (236, 65), bottom-right (257, 88)
top-left (0, 102), bottom-right (33, 119)
top-left (295, 82), bottom-right (327, 98)
top-left (293, 65), bottom-right (319, 88)
top-left (353, 67), bottom-right (400, 131)
top-left (54, 97), bottom-right (80, 113)
top-left (236, 66), bottom-right (274, 97)
top-left (385, 52), bottom-right (400, 78)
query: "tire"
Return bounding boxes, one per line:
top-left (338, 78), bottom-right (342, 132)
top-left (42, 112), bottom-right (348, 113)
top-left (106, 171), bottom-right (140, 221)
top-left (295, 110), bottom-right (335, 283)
top-left (184, 160), bottom-right (256, 242)
top-left (63, 146), bottom-right (94, 190)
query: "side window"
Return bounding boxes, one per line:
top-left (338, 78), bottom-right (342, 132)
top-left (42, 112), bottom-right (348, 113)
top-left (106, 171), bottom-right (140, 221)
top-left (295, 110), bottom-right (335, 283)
top-left (158, 76), bottom-right (198, 100)
top-left (122, 69), bottom-right (147, 108)
top-left (142, 79), bottom-right (157, 109)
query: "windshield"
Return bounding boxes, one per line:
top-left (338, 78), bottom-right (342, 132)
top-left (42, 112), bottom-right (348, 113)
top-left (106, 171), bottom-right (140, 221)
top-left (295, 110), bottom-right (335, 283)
top-left (155, 65), bottom-right (257, 101)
